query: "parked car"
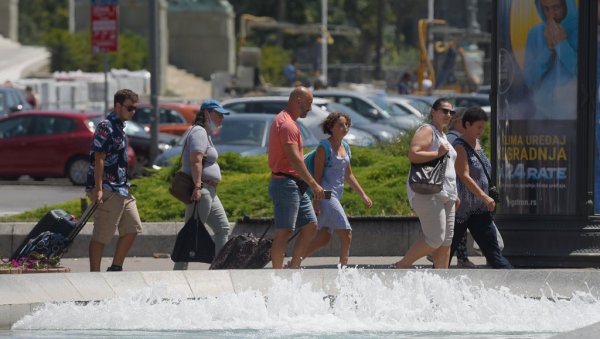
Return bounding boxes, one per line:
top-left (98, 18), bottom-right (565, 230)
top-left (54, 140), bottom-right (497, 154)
top-left (319, 102), bottom-right (404, 142)
top-left (0, 86), bottom-right (31, 118)
top-left (446, 94), bottom-right (491, 116)
top-left (120, 120), bottom-right (178, 173)
top-left (313, 89), bottom-right (418, 131)
top-left (221, 96), bottom-right (376, 147)
top-left (132, 102), bottom-right (199, 136)
top-left (399, 95), bottom-right (438, 116)
top-left (153, 113), bottom-right (319, 168)
top-left (0, 111), bottom-right (99, 185)
top-left (367, 93), bottom-right (424, 129)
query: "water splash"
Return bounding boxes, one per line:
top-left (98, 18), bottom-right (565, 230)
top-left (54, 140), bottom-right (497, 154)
top-left (11, 269), bottom-right (600, 336)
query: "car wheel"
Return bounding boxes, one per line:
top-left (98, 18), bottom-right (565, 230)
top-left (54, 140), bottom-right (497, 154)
top-left (67, 157), bottom-right (89, 186)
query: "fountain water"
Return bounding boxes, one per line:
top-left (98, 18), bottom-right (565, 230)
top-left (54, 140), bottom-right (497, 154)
top-left (5, 269), bottom-right (600, 338)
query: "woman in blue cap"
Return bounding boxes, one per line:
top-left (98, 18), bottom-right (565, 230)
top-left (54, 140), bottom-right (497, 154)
top-left (173, 99), bottom-right (231, 270)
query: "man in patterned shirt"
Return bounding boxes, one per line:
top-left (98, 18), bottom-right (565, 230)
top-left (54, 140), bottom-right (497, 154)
top-left (86, 89), bottom-right (142, 272)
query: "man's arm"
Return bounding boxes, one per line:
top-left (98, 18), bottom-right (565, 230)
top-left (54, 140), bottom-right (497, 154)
top-left (93, 152), bottom-right (106, 203)
top-left (282, 143), bottom-right (324, 200)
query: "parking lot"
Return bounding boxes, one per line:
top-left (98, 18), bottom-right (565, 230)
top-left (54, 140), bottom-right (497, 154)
top-left (0, 178), bottom-right (83, 216)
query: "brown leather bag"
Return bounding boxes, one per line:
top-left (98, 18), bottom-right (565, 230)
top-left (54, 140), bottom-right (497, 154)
top-left (169, 171), bottom-right (194, 204)
top-left (169, 127), bottom-right (197, 204)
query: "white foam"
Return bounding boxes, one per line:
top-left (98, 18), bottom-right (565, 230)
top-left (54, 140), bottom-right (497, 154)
top-left (12, 269), bottom-right (600, 336)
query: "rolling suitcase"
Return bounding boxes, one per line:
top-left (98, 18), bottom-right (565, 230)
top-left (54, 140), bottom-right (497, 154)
top-left (10, 203), bottom-right (98, 260)
top-left (209, 225), bottom-right (300, 270)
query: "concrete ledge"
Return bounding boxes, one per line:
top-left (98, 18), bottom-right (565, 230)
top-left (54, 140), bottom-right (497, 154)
top-left (2, 269), bottom-right (600, 328)
top-left (2, 217), bottom-right (473, 258)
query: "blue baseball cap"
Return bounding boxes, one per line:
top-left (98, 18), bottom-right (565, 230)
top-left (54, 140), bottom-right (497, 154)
top-left (201, 99), bottom-right (230, 115)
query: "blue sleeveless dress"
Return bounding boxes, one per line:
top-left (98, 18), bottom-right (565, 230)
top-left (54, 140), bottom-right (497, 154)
top-left (317, 139), bottom-right (351, 231)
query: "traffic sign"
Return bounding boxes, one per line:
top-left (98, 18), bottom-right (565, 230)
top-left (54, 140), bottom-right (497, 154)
top-left (91, 0), bottom-right (119, 52)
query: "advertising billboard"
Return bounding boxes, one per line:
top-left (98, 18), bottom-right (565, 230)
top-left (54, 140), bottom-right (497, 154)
top-left (496, 0), bottom-right (579, 215)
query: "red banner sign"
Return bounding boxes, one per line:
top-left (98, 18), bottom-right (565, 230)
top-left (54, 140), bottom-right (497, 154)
top-left (91, 2), bottom-right (119, 52)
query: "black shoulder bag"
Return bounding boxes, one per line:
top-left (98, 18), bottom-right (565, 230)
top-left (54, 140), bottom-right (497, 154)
top-left (456, 138), bottom-right (500, 203)
top-left (408, 126), bottom-right (448, 194)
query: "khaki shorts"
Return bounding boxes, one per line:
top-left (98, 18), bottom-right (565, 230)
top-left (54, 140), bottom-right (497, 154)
top-left (89, 190), bottom-right (143, 245)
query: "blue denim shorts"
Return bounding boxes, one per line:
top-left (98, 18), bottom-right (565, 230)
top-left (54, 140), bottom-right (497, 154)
top-left (269, 177), bottom-right (317, 230)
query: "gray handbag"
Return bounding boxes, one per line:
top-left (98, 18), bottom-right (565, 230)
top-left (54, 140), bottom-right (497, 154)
top-left (408, 154), bottom-right (448, 194)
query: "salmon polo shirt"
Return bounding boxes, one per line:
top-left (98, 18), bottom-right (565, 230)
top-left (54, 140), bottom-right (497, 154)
top-left (268, 110), bottom-right (303, 177)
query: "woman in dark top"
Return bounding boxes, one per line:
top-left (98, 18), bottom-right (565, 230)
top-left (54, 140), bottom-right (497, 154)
top-left (450, 107), bottom-right (512, 268)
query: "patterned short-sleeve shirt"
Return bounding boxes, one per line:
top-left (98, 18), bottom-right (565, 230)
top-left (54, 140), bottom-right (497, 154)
top-left (86, 112), bottom-right (130, 197)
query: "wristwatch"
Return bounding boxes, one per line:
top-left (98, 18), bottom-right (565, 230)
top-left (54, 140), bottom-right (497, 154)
top-left (194, 182), bottom-right (202, 189)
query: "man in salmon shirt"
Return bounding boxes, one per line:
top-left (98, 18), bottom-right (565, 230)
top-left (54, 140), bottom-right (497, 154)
top-left (268, 86), bottom-right (325, 269)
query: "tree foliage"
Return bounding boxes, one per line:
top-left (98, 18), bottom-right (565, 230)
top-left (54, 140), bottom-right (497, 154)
top-left (228, 0), bottom-right (424, 68)
top-left (19, 0), bottom-right (69, 45)
top-left (42, 29), bottom-right (149, 72)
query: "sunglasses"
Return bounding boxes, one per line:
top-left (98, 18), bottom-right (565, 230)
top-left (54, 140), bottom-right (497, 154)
top-left (124, 105), bottom-right (137, 112)
top-left (439, 108), bottom-right (456, 115)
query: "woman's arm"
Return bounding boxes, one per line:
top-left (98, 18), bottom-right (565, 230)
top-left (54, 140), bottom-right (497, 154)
top-left (408, 126), bottom-right (448, 163)
top-left (345, 163), bottom-right (372, 208)
top-left (190, 151), bottom-right (204, 201)
top-left (454, 144), bottom-right (495, 211)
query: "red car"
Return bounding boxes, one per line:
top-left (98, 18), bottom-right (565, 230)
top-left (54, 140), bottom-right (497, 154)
top-left (0, 111), bottom-right (135, 185)
top-left (132, 102), bottom-right (199, 136)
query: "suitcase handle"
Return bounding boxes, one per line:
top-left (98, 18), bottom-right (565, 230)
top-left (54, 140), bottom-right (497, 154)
top-left (67, 202), bottom-right (98, 242)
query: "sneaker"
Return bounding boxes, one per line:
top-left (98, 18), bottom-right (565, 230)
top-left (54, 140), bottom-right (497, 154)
top-left (457, 259), bottom-right (476, 268)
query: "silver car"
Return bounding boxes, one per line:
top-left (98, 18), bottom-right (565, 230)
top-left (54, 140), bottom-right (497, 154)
top-left (221, 96), bottom-right (376, 147)
top-left (153, 114), bottom-right (319, 168)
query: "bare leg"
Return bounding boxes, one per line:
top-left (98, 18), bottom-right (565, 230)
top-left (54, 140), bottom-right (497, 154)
top-left (431, 245), bottom-right (450, 269)
top-left (111, 233), bottom-right (137, 267)
top-left (289, 223), bottom-right (317, 269)
top-left (303, 228), bottom-right (331, 259)
top-left (393, 239), bottom-right (435, 268)
top-left (89, 240), bottom-right (105, 272)
top-left (272, 229), bottom-right (292, 269)
top-left (336, 230), bottom-right (352, 266)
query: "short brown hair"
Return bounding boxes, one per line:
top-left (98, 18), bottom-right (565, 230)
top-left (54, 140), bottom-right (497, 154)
top-left (321, 112), bottom-right (351, 135)
top-left (113, 89), bottom-right (139, 107)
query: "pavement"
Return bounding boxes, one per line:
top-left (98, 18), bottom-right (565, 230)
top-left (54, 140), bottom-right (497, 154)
top-left (0, 35), bottom-right (48, 81)
top-left (61, 255), bottom-right (490, 272)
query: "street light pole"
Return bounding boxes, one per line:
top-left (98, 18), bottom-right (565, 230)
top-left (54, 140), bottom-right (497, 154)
top-left (427, 0), bottom-right (434, 60)
top-left (321, 0), bottom-right (328, 84)
top-left (148, 0), bottom-right (160, 164)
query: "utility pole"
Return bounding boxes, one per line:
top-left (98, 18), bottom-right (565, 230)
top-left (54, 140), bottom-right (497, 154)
top-left (321, 0), bottom-right (328, 84)
top-left (374, 0), bottom-right (384, 80)
top-left (148, 0), bottom-right (160, 164)
top-left (427, 0), bottom-right (434, 60)
top-left (276, 0), bottom-right (285, 47)
top-left (466, 0), bottom-right (481, 35)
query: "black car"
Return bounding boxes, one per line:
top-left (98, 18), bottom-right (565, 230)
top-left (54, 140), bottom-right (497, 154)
top-left (121, 120), bottom-right (178, 171)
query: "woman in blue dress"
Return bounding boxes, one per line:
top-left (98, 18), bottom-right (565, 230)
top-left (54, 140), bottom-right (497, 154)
top-left (302, 112), bottom-right (372, 266)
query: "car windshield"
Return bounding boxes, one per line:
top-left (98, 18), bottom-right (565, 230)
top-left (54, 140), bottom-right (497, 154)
top-left (405, 98), bottom-right (431, 114)
top-left (323, 103), bottom-right (370, 124)
top-left (123, 121), bottom-right (147, 136)
top-left (212, 119), bottom-right (266, 146)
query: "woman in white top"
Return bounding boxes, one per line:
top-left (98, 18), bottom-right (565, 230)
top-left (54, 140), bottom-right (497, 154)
top-left (392, 98), bottom-right (458, 269)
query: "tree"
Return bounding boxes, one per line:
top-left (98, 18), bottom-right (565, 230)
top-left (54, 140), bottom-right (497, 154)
top-left (19, 0), bottom-right (69, 45)
top-left (43, 29), bottom-right (148, 72)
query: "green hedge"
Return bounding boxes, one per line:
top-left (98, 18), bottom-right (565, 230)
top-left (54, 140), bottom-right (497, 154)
top-left (1, 127), bottom-right (491, 223)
